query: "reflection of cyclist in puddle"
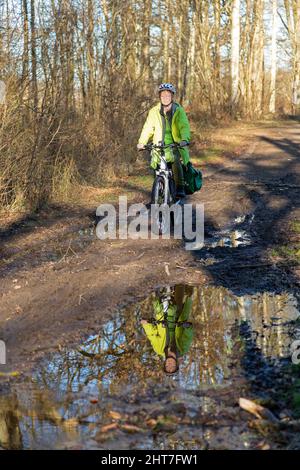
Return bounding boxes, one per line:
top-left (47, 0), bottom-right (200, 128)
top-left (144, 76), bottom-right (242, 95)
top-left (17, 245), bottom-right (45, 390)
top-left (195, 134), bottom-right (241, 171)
top-left (141, 285), bottom-right (194, 374)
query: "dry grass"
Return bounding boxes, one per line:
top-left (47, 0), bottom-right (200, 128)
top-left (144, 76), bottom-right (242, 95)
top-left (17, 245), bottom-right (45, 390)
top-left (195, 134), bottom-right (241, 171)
top-left (0, 80), bottom-right (286, 218)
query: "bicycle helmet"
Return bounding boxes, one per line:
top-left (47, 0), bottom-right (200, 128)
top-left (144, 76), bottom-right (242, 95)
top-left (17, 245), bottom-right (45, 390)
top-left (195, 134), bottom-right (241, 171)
top-left (158, 83), bottom-right (176, 94)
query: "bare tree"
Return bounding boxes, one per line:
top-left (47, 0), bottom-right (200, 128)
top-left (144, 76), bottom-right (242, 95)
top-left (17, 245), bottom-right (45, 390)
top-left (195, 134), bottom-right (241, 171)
top-left (269, 0), bottom-right (278, 113)
top-left (1, 0), bottom-right (300, 211)
top-left (30, 0), bottom-right (38, 112)
top-left (231, 0), bottom-right (240, 114)
top-left (282, 0), bottom-right (300, 114)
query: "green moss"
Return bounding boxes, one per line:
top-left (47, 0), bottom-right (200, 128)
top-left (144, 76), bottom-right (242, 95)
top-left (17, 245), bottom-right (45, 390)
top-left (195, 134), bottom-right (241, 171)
top-left (291, 221), bottom-right (300, 233)
top-left (271, 244), bottom-right (300, 262)
top-left (292, 393), bottom-right (300, 417)
top-left (290, 368), bottom-right (300, 418)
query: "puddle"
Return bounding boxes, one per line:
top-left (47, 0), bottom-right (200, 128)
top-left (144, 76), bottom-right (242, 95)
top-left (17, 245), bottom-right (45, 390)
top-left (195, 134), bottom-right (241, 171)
top-left (207, 229), bottom-right (252, 248)
top-left (205, 214), bottom-right (254, 248)
top-left (0, 285), bottom-right (299, 450)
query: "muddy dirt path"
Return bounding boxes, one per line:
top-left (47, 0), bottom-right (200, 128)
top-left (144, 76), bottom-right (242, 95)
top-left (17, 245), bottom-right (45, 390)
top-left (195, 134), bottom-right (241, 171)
top-left (0, 121), bottom-right (300, 449)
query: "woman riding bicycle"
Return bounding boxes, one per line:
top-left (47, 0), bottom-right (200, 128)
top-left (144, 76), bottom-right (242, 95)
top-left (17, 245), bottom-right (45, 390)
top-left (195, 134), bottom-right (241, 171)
top-left (137, 83), bottom-right (191, 198)
top-left (141, 285), bottom-right (194, 375)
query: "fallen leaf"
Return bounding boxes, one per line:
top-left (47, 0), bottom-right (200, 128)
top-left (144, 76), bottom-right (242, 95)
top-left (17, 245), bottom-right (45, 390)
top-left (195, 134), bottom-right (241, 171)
top-left (239, 398), bottom-right (278, 423)
top-left (146, 419), bottom-right (157, 428)
top-left (99, 423), bottom-right (118, 433)
top-left (109, 411), bottom-right (122, 421)
top-left (120, 424), bottom-right (143, 433)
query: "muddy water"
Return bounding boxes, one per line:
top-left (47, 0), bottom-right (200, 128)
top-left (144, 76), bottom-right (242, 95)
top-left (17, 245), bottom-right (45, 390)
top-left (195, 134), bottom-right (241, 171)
top-left (206, 229), bottom-right (251, 248)
top-left (205, 214), bottom-right (254, 248)
top-left (0, 285), bottom-right (299, 450)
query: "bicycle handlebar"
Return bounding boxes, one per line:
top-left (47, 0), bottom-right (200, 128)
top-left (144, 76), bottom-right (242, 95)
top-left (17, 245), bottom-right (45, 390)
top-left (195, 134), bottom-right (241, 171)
top-left (139, 142), bottom-right (190, 151)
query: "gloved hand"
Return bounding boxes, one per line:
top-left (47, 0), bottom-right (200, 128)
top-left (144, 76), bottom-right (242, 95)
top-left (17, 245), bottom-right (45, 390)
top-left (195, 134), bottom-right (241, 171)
top-left (179, 140), bottom-right (188, 147)
top-left (180, 156), bottom-right (187, 168)
top-left (137, 143), bottom-right (145, 151)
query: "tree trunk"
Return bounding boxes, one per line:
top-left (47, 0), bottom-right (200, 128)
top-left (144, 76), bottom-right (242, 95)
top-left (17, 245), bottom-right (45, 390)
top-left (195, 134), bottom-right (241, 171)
top-left (269, 0), bottom-right (278, 113)
top-left (163, 0), bottom-right (171, 81)
top-left (87, 0), bottom-right (96, 115)
top-left (292, 0), bottom-right (300, 114)
top-left (30, 0), bottom-right (38, 111)
top-left (22, 0), bottom-right (29, 86)
top-left (251, 0), bottom-right (265, 118)
top-left (231, 0), bottom-right (240, 114)
top-left (141, 0), bottom-right (151, 88)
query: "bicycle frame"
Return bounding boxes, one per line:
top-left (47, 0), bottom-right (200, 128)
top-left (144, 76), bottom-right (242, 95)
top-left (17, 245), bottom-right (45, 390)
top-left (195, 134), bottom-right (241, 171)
top-left (145, 142), bottom-right (183, 205)
top-left (139, 142), bottom-right (190, 233)
top-left (147, 287), bottom-right (192, 328)
top-left (155, 154), bottom-right (173, 204)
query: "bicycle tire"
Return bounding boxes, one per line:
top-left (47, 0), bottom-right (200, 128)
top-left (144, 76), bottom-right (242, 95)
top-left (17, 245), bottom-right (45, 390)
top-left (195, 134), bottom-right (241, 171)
top-left (151, 176), bottom-right (165, 205)
top-left (151, 176), bottom-right (169, 235)
top-left (168, 177), bottom-right (176, 204)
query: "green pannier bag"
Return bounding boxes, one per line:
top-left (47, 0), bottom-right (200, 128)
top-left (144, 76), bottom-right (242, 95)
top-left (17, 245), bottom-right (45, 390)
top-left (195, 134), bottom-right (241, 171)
top-left (183, 162), bottom-right (203, 195)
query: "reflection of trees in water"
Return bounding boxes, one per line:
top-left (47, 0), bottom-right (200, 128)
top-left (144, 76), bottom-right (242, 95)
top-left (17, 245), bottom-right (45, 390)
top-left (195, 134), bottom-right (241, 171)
top-left (0, 395), bottom-right (22, 449)
top-left (29, 287), bottom-right (298, 399)
top-left (0, 286), bottom-right (296, 449)
top-left (0, 388), bottom-right (83, 449)
top-left (177, 288), bottom-right (295, 387)
top-left (38, 299), bottom-right (167, 395)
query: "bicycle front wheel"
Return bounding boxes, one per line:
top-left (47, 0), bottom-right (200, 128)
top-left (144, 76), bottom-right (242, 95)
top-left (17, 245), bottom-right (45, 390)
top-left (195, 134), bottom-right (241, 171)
top-left (151, 176), bottom-right (166, 205)
top-left (151, 176), bottom-right (169, 235)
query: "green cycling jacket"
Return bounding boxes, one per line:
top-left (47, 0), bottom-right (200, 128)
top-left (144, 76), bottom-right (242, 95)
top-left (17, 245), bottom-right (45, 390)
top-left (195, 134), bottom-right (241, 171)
top-left (142, 297), bottom-right (194, 357)
top-left (138, 102), bottom-right (191, 165)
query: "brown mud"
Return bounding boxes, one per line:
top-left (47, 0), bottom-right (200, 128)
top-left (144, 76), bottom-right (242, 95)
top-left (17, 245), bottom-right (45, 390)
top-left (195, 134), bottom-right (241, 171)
top-left (0, 120), bottom-right (300, 449)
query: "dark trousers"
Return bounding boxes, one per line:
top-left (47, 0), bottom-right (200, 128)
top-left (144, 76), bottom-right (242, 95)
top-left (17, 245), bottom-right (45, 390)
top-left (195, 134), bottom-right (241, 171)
top-left (171, 150), bottom-right (184, 187)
